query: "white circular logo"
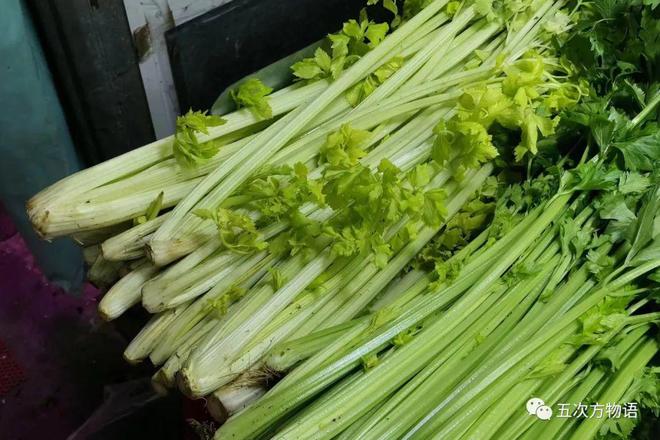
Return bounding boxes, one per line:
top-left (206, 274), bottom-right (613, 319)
top-left (536, 405), bottom-right (553, 420)
top-left (526, 397), bottom-right (545, 415)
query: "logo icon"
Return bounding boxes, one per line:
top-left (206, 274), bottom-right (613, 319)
top-left (527, 397), bottom-right (553, 420)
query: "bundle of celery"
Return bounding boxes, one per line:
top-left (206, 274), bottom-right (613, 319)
top-left (27, 0), bottom-right (659, 439)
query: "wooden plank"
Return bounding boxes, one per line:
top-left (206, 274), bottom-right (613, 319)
top-left (27, 0), bottom-right (154, 164)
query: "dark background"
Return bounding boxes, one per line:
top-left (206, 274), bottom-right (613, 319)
top-left (26, 0), bottom-right (374, 165)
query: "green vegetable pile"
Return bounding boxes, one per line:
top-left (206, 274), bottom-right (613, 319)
top-left (28, 0), bottom-right (659, 438)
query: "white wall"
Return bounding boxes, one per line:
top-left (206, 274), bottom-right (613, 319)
top-left (122, 0), bottom-right (234, 138)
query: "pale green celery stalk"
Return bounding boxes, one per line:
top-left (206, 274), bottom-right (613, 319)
top-left (142, 238), bottom-right (221, 296)
top-left (145, 239), bottom-right (275, 312)
top-left (293, 172), bottom-right (458, 336)
top-left (494, 348), bottom-right (607, 440)
top-left (223, 340), bottom-right (369, 438)
top-left (271, 13), bottom-right (453, 142)
top-left (155, 44), bottom-right (492, 262)
top-left (217, 295), bottom-right (342, 387)
top-left (361, 108), bottom-right (442, 167)
top-left (146, 109), bottom-right (303, 266)
top-left (400, 13), bottom-right (450, 57)
top-left (275, 112), bottom-right (412, 170)
top-left (157, 201), bottom-right (328, 267)
top-left (512, 324), bottom-right (652, 440)
top-left (87, 253), bottom-right (122, 287)
top-left (98, 261), bottom-right (159, 320)
top-left (171, 251), bottom-right (315, 376)
top-left (491, 0), bottom-right (566, 74)
top-left (461, 208), bottom-right (596, 360)
top-left (266, 89), bottom-right (458, 172)
top-left (501, 0), bottom-right (562, 62)
top-left (290, 12), bottom-right (479, 155)
top-left (175, 130), bottom-right (450, 392)
top-left (123, 305), bottom-right (189, 363)
top-left (215, 255), bottom-right (372, 383)
top-left (389, 64), bottom-right (494, 106)
top-left (360, 261), bottom-right (546, 439)
top-left (295, 11), bottom-right (453, 135)
top-left (357, 6), bottom-right (476, 110)
top-left (368, 270), bottom-right (429, 312)
top-left (232, 193), bottom-right (569, 439)
top-left (279, 342), bottom-right (398, 437)
top-left (181, 244), bottom-right (336, 396)
top-left (28, 135), bottom-right (171, 234)
top-left (150, 87), bottom-right (460, 265)
top-left (460, 351), bottom-right (582, 440)
top-left (152, 319), bottom-right (215, 386)
top-left (215, 167), bottom-right (512, 438)
top-left (101, 213), bottom-right (170, 261)
top-left (473, 30), bottom-right (506, 62)
top-left (391, 139), bottom-right (435, 172)
top-left (275, 348), bottom-right (399, 440)
top-left (152, 262), bottom-right (269, 377)
top-left (267, 317), bottom-right (372, 399)
top-left (273, 280), bottom-right (515, 440)
top-left (407, 262), bottom-right (593, 435)
top-left (242, 255), bottom-right (368, 347)
top-left (569, 338), bottom-right (658, 440)
top-left (335, 404), bottom-right (383, 440)
top-left (363, 108), bottom-right (453, 168)
top-left (466, 0), bottom-right (554, 77)
top-left (302, 200), bottom-right (452, 337)
top-left (372, 23), bottom-right (503, 119)
top-left (140, 222), bottom-right (217, 266)
top-left (248, 109), bottom-right (432, 237)
top-left (329, 168), bottom-right (495, 325)
top-left (523, 367), bottom-right (607, 440)
top-left (408, 259), bottom-right (660, 438)
top-left (46, 177), bottom-right (202, 235)
top-left (148, 253), bottom-right (276, 364)
top-left (290, 260), bottom-right (380, 337)
top-left (310, 187), bottom-right (541, 346)
top-left (82, 245), bottom-right (100, 266)
top-left (367, 226), bottom-right (491, 317)
top-left (219, 184), bottom-right (445, 375)
top-left (65, 136), bottom-right (248, 208)
top-left (348, 278), bottom-right (524, 440)
top-left (29, 80), bottom-right (314, 238)
top-left (152, 241), bottom-right (313, 358)
top-left (424, 20), bottom-right (502, 81)
top-left (412, 11), bottom-right (476, 82)
top-left (285, 59), bottom-right (464, 175)
top-left (151, 0), bottom-right (452, 264)
top-left (265, 319), bottom-right (365, 372)
top-left (523, 329), bottom-right (652, 440)
top-left (384, 19), bottom-right (501, 106)
top-left (155, 251), bottom-right (271, 311)
top-left (208, 383), bottom-right (266, 421)
top-left (359, 239), bottom-right (561, 440)
top-left (142, 250), bottom-right (245, 312)
top-left (425, 325), bottom-right (578, 440)
top-left (270, 361), bottom-right (380, 440)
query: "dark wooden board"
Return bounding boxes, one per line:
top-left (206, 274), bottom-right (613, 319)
top-left (166, 0), bottom-right (372, 112)
top-left (27, 0), bottom-right (154, 165)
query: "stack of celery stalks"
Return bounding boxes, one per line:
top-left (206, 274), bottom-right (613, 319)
top-left (28, 0), bottom-right (660, 438)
